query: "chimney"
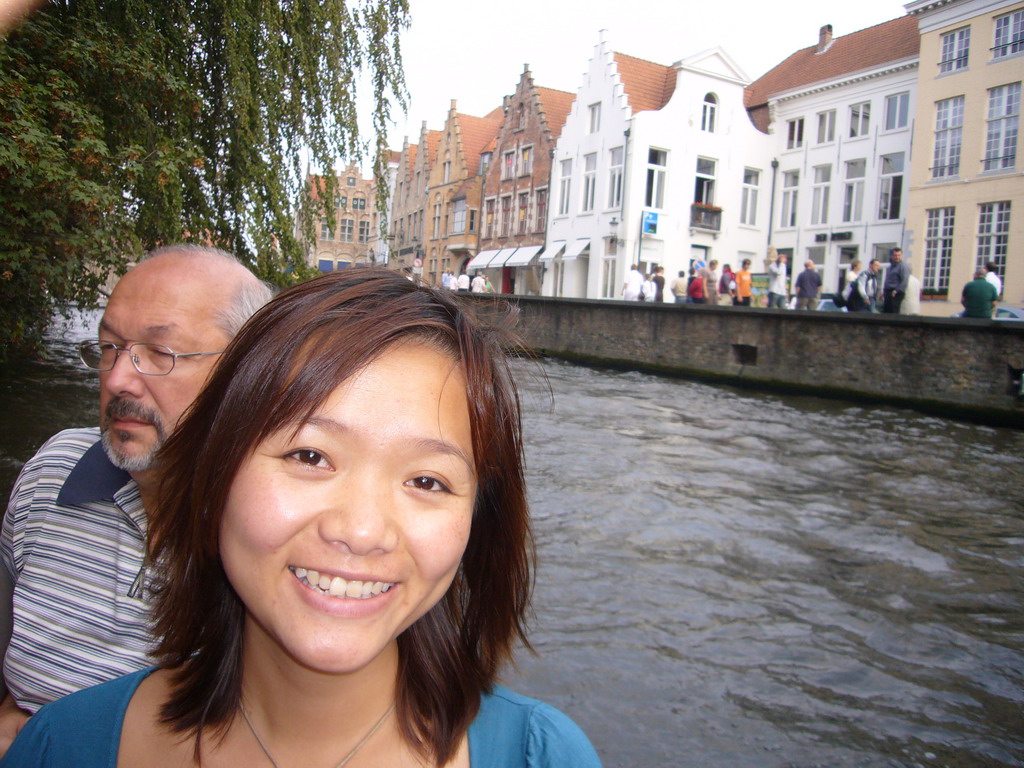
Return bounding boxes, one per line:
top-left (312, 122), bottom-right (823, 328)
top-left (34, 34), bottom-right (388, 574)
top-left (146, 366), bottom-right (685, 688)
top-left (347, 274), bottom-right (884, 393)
top-left (816, 24), bottom-right (833, 53)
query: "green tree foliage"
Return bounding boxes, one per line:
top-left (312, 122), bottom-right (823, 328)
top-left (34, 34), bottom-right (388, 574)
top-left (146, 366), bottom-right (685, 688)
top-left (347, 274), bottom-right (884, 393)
top-left (0, 0), bottom-right (408, 357)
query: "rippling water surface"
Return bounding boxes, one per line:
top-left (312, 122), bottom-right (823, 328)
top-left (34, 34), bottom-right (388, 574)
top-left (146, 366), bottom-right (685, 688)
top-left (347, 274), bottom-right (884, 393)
top-left (506, 358), bottom-right (1024, 768)
top-left (1, 317), bottom-right (1023, 767)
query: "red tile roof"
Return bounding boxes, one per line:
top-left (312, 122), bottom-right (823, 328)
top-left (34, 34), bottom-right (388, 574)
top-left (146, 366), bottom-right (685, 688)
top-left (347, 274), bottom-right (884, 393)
top-left (613, 52), bottom-right (676, 114)
top-left (406, 144), bottom-right (418, 168)
top-left (536, 86), bottom-right (575, 139)
top-left (423, 129), bottom-right (442, 170)
top-left (456, 111), bottom-right (502, 175)
top-left (744, 16), bottom-right (920, 131)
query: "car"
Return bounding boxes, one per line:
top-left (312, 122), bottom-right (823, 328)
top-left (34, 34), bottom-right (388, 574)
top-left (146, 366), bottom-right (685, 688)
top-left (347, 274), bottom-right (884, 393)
top-left (950, 306), bottom-right (1024, 321)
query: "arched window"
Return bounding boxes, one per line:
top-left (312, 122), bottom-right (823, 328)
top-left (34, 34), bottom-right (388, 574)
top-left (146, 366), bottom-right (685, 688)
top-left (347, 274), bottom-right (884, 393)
top-left (701, 93), bottom-right (718, 133)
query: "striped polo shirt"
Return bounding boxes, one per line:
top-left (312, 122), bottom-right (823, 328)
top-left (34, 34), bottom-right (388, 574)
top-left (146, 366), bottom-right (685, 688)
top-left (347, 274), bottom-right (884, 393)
top-left (2, 428), bottom-right (156, 713)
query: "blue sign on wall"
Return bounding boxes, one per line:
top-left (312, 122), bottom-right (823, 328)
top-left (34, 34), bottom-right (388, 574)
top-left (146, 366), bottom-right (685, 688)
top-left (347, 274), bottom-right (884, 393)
top-left (643, 211), bottom-right (659, 235)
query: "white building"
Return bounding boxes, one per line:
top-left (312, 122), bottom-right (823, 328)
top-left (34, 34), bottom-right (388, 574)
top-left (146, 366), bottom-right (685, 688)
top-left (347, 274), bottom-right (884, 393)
top-left (745, 17), bottom-right (921, 292)
top-left (541, 34), bottom-right (772, 300)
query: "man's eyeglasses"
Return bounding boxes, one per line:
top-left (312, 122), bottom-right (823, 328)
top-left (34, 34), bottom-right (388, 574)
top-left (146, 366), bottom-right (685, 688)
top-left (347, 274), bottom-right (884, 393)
top-left (79, 340), bottom-right (223, 376)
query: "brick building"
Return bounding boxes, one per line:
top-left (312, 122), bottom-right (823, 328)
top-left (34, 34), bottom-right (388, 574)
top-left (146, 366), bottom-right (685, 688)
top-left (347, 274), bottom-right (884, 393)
top-left (391, 123), bottom-right (442, 275)
top-left (305, 163), bottom-right (384, 271)
top-left (467, 66), bottom-right (573, 295)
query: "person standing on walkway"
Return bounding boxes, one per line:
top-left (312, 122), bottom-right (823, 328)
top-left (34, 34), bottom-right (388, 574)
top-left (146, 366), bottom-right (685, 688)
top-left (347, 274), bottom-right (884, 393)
top-left (734, 259), bottom-right (753, 306)
top-left (670, 270), bottom-right (688, 304)
top-left (847, 259), bottom-right (880, 312)
top-left (985, 262), bottom-right (1003, 299)
top-left (794, 261), bottom-right (822, 310)
top-left (622, 264), bottom-right (642, 301)
top-left (882, 248), bottom-right (909, 314)
top-left (699, 260), bottom-right (719, 306)
top-left (961, 269), bottom-right (998, 318)
top-left (652, 266), bottom-right (666, 303)
top-left (457, 271), bottom-right (471, 292)
top-left (767, 253), bottom-right (788, 309)
top-left (719, 264), bottom-right (736, 306)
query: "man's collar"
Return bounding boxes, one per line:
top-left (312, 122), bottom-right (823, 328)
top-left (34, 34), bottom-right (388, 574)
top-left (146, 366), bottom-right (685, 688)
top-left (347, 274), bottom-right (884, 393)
top-left (57, 438), bottom-right (133, 506)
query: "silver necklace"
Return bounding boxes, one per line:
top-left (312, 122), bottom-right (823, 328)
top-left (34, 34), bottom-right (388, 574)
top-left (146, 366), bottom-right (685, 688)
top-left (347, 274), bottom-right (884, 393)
top-left (240, 701), bottom-right (396, 768)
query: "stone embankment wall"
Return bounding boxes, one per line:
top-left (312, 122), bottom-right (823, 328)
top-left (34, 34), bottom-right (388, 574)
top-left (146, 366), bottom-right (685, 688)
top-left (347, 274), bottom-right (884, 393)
top-left (477, 296), bottom-right (1024, 427)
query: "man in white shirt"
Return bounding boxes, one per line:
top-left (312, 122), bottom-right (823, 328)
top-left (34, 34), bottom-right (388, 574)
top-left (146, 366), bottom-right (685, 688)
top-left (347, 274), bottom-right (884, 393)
top-left (622, 264), bottom-right (642, 301)
top-left (985, 263), bottom-right (1003, 298)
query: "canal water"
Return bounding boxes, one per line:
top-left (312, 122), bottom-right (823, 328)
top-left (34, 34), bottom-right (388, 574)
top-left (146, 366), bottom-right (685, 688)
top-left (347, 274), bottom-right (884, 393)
top-left (2, 312), bottom-right (1023, 767)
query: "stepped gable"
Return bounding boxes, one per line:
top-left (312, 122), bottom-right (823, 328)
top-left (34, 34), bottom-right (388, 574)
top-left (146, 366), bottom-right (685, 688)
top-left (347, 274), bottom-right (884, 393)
top-left (456, 111), bottom-right (502, 175)
top-left (406, 143), bottom-right (417, 166)
top-left (424, 129), bottom-right (443, 168)
top-left (744, 16), bottom-right (920, 132)
top-left (613, 52), bottom-right (676, 114)
top-left (536, 86), bottom-right (575, 139)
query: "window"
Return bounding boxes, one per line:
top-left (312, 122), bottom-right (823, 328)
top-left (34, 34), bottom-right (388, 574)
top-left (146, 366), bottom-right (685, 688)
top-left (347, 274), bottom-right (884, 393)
top-left (581, 153), bottom-right (597, 212)
top-left (878, 153), bottom-right (904, 220)
top-left (518, 192), bottom-right (530, 234)
top-left (442, 153), bottom-right (451, 184)
top-left (849, 101), bottom-right (870, 137)
top-left (932, 95), bottom-right (965, 178)
top-left (452, 198), bottom-right (466, 234)
top-left (340, 218), bottom-right (354, 242)
top-left (500, 195), bottom-right (512, 237)
top-left (786, 118), bottom-right (804, 149)
top-left (352, 197), bottom-right (366, 210)
top-left (885, 92), bottom-right (910, 130)
top-left (347, 177), bottom-right (356, 186)
top-left (701, 93), bottom-right (717, 132)
top-left (601, 258), bottom-right (616, 299)
top-left (517, 103), bottom-right (526, 130)
top-left (924, 207), bottom-right (955, 292)
top-left (320, 221), bottom-right (332, 240)
top-left (816, 110), bottom-right (835, 143)
top-left (480, 152), bottom-right (492, 178)
top-left (502, 151), bottom-right (515, 180)
top-left (536, 188), bottom-right (548, 230)
top-left (842, 159), bottom-right (865, 223)
top-left (740, 168), bottom-right (759, 226)
top-left (780, 171), bottom-right (799, 228)
top-left (520, 146), bottom-right (533, 176)
top-left (939, 27), bottom-right (970, 72)
top-left (338, 196), bottom-right (348, 209)
top-left (589, 103), bottom-right (601, 133)
top-left (558, 159), bottom-right (572, 216)
top-left (469, 209), bottom-right (477, 233)
top-left (484, 199), bottom-right (495, 238)
top-left (358, 220), bottom-right (370, 243)
top-left (810, 165), bottom-right (831, 225)
top-left (694, 157), bottom-right (716, 205)
top-left (976, 201), bottom-right (1011, 275)
top-left (993, 10), bottom-right (1024, 59)
top-left (645, 148), bottom-right (667, 209)
top-left (983, 82), bottom-right (1020, 171)
top-left (431, 204), bottom-right (440, 238)
top-left (607, 147), bottom-right (623, 208)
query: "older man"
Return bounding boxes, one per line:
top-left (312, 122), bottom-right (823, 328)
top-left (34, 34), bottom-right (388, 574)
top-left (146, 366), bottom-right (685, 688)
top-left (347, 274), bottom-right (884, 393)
top-left (0, 245), bottom-right (272, 751)
top-left (794, 260), bottom-right (822, 310)
top-left (882, 247), bottom-right (910, 314)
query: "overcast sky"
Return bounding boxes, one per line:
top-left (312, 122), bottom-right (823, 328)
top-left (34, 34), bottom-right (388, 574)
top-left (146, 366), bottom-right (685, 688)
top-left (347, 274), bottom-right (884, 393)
top-left (384, 0), bottom-right (910, 150)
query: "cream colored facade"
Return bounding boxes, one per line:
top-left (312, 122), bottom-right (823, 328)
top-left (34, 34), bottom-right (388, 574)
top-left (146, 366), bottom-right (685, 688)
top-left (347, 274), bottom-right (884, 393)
top-left (905, 0), bottom-right (1023, 315)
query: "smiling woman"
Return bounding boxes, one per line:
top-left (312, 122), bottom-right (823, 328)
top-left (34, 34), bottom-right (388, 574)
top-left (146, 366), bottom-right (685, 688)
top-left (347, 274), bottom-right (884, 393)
top-left (1, 270), bottom-right (602, 767)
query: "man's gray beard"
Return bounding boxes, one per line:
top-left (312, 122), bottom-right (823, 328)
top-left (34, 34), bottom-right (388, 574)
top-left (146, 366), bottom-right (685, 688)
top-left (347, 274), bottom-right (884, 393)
top-left (101, 397), bottom-right (166, 472)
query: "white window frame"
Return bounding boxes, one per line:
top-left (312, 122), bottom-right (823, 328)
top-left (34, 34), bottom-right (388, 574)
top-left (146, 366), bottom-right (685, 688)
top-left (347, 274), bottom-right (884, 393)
top-left (607, 147), bottom-right (623, 209)
top-left (816, 110), bottom-right (835, 144)
top-left (849, 101), bottom-right (871, 138)
top-left (810, 165), bottom-right (831, 225)
top-left (976, 201), bottom-right (1011, 275)
top-left (645, 148), bottom-right (667, 209)
top-left (983, 82), bottom-right (1020, 171)
top-left (581, 153), bottom-right (597, 212)
top-left (701, 93), bottom-right (717, 133)
top-left (780, 170), bottom-right (799, 228)
top-left (932, 95), bottom-right (965, 178)
top-left (502, 151), bottom-right (515, 180)
top-left (558, 159), bottom-right (572, 216)
top-left (842, 159), bottom-right (865, 223)
top-left (452, 198), bottom-right (467, 234)
top-left (786, 118), bottom-right (804, 149)
top-left (884, 92), bottom-right (910, 131)
top-left (993, 10), bottom-right (1024, 60)
top-left (589, 102), bottom-right (601, 134)
top-left (877, 153), bottom-right (904, 221)
top-left (924, 207), bottom-right (955, 292)
top-left (740, 168), bottom-right (759, 226)
top-left (519, 145), bottom-right (534, 176)
top-left (694, 157), bottom-right (716, 206)
top-left (939, 27), bottom-right (970, 72)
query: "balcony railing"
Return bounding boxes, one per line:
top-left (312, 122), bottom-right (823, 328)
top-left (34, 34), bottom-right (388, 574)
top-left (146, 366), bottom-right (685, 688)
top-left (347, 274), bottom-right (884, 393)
top-left (690, 203), bottom-right (722, 231)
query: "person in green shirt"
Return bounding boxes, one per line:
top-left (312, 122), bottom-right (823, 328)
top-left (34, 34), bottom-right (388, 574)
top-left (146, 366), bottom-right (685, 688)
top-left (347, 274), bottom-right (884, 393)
top-left (961, 270), bottom-right (998, 318)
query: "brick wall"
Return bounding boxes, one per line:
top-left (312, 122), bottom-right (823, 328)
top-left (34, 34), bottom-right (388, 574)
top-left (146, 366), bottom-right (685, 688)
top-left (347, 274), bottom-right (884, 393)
top-left (476, 295), bottom-right (1024, 426)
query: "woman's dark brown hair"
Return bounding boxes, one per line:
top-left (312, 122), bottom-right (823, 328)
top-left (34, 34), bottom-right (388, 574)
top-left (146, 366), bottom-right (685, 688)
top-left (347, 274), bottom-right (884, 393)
top-left (149, 269), bottom-right (531, 764)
